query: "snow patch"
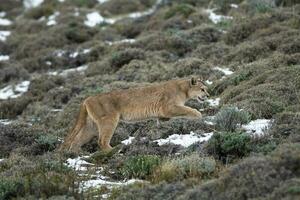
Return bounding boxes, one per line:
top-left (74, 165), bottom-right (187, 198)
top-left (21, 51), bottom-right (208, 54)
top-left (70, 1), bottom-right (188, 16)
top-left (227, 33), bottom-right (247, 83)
top-left (23, 0), bottom-right (44, 9)
top-left (0, 55), bottom-right (9, 61)
top-left (121, 136), bottom-right (135, 145)
top-left (97, 0), bottom-right (109, 3)
top-left (81, 178), bottom-right (143, 191)
top-left (84, 0), bottom-right (162, 27)
top-left (0, 81), bottom-right (30, 100)
top-left (58, 0), bottom-right (65, 2)
top-left (47, 12), bottom-right (59, 26)
top-left (205, 80), bottom-right (213, 85)
top-left (84, 12), bottom-right (106, 27)
top-left (66, 156), bottom-right (94, 171)
top-left (70, 51), bottom-right (79, 58)
top-left (0, 119), bottom-right (13, 125)
top-left (206, 97), bottom-right (220, 107)
top-left (0, 18), bottom-right (12, 26)
top-left (48, 65), bottom-right (88, 77)
top-left (230, 4), bottom-right (239, 8)
top-left (205, 8), bottom-right (233, 24)
top-left (0, 31), bottom-right (11, 41)
top-left (214, 67), bottom-right (234, 75)
top-left (106, 39), bottom-right (136, 46)
top-left (242, 119), bottom-right (271, 136)
top-left (155, 132), bottom-right (213, 147)
top-left (0, 12), bottom-right (5, 18)
top-left (54, 50), bottom-right (65, 57)
top-left (0, 158), bottom-right (4, 162)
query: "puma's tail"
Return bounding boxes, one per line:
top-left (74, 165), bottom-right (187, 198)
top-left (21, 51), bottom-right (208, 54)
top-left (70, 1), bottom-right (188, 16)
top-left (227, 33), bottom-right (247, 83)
top-left (58, 103), bottom-right (87, 151)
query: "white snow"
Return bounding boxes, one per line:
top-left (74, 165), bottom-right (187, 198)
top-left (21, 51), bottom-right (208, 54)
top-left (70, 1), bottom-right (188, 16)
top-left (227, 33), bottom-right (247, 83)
top-left (0, 119), bottom-right (13, 125)
top-left (70, 51), bottom-right (79, 58)
top-left (82, 49), bottom-right (91, 54)
top-left (0, 12), bottom-right (5, 18)
top-left (0, 18), bottom-right (12, 26)
top-left (84, 0), bottom-right (162, 27)
top-left (55, 50), bottom-right (65, 57)
top-left (206, 97), bottom-right (220, 107)
top-left (58, 0), bottom-right (65, 2)
top-left (106, 39), bottom-right (136, 46)
top-left (205, 9), bottom-right (233, 24)
top-left (0, 31), bottom-right (11, 41)
top-left (23, 0), bottom-right (44, 9)
top-left (0, 55), bottom-right (9, 61)
top-left (84, 12), bottom-right (106, 27)
top-left (230, 4), bottom-right (239, 8)
top-left (48, 65), bottom-right (88, 77)
top-left (97, 0), bottom-right (109, 3)
top-left (205, 80), bottom-right (213, 85)
top-left (81, 178), bottom-right (142, 190)
top-left (66, 156), bottom-right (94, 171)
top-left (47, 12), bottom-right (59, 26)
top-left (242, 119), bottom-right (271, 136)
top-left (0, 159), bottom-right (4, 162)
top-left (214, 67), bottom-right (234, 75)
top-left (121, 136), bottom-right (135, 145)
top-left (0, 81), bottom-right (30, 100)
top-left (155, 132), bottom-right (213, 147)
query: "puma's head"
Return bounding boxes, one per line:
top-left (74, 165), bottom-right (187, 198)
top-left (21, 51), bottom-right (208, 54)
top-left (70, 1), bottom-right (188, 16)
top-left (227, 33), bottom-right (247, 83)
top-left (188, 77), bottom-right (210, 102)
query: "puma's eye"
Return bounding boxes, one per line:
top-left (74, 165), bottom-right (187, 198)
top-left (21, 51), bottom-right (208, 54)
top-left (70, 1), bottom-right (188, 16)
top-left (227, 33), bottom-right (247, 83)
top-left (201, 88), bottom-right (205, 91)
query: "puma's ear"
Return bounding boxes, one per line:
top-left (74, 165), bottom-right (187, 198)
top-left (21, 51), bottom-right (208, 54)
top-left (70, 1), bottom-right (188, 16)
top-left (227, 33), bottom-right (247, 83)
top-left (190, 77), bottom-right (197, 86)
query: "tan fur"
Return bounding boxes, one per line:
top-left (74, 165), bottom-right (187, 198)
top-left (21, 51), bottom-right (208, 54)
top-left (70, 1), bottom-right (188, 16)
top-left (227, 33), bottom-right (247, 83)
top-left (59, 78), bottom-right (209, 153)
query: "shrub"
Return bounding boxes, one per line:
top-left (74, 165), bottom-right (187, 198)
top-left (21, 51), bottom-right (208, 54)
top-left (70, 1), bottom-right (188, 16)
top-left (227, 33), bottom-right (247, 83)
top-left (0, 178), bottom-right (24, 200)
top-left (214, 107), bottom-right (251, 132)
top-left (25, 5), bottom-right (54, 19)
top-left (179, 143), bottom-right (300, 200)
top-left (64, 23), bottom-right (94, 43)
top-left (35, 134), bottom-right (59, 152)
top-left (110, 48), bottom-right (145, 70)
top-left (154, 154), bottom-right (217, 182)
top-left (248, 0), bottom-right (275, 13)
top-left (164, 4), bottom-right (195, 19)
top-left (206, 131), bottom-right (252, 160)
top-left (121, 155), bottom-right (161, 179)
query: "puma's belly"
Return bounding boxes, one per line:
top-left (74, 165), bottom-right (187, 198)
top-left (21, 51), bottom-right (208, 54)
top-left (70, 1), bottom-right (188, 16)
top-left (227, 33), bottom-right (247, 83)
top-left (120, 104), bottom-right (160, 122)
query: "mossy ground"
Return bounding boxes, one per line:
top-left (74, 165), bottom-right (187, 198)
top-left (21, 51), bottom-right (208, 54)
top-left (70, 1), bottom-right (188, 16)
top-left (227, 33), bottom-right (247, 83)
top-left (0, 0), bottom-right (299, 199)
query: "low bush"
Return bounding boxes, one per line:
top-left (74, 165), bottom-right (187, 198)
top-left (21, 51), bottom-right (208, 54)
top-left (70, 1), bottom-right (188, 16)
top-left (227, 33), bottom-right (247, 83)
top-left (121, 155), bottom-right (161, 179)
top-left (214, 107), bottom-right (250, 132)
top-left (110, 48), bottom-right (146, 70)
top-left (164, 4), bottom-right (195, 19)
top-left (154, 154), bottom-right (217, 182)
top-left (25, 5), bottom-right (54, 19)
top-left (180, 143), bottom-right (300, 200)
top-left (206, 131), bottom-right (252, 161)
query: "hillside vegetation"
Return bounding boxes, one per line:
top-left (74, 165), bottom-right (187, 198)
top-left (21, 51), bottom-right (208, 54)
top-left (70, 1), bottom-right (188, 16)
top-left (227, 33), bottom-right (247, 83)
top-left (0, 0), bottom-right (299, 199)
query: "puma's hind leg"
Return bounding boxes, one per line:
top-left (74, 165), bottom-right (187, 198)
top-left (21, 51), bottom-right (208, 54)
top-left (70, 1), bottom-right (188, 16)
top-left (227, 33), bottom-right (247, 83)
top-left (69, 117), bottom-right (98, 152)
top-left (96, 113), bottom-right (120, 151)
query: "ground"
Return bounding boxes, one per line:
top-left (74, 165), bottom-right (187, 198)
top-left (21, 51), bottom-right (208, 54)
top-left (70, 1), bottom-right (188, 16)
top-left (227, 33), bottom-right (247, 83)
top-left (0, 0), bottom-right (300, 199)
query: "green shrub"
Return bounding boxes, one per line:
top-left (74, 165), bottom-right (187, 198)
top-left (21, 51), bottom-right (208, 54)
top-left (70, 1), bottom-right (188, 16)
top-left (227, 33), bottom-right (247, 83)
top-left (35, 134), bottom-right (59, 152)
top-left (64, 23), bottom-right (93, 43)
top-left (0, 178), bottom-right (24, 200)
top-left (206, 131), bottom-right (252, 160)
top-left (214, 107), bottom-right (251, 132)
top-left (248, 0), bottom-right (275, 13)
top-left (25, 5), bottom-right (54, 19)
top-left (121, 155), bottom-right (161, 179)
top-left (110, 48), bottom-right (145, 70)
top-left (155, 154), bottom-right (217, 182)
top-left (164, 4), bottom-right (195, 19)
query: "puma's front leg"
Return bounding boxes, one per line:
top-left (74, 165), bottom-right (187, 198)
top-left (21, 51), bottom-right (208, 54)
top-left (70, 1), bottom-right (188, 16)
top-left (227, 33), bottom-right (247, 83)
top-left (162, 105), bottom-right (202, 119)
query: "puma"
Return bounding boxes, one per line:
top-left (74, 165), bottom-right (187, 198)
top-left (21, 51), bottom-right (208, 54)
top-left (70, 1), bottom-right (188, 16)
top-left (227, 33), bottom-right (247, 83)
top-left (59, 77), bottom-right (209, 153)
